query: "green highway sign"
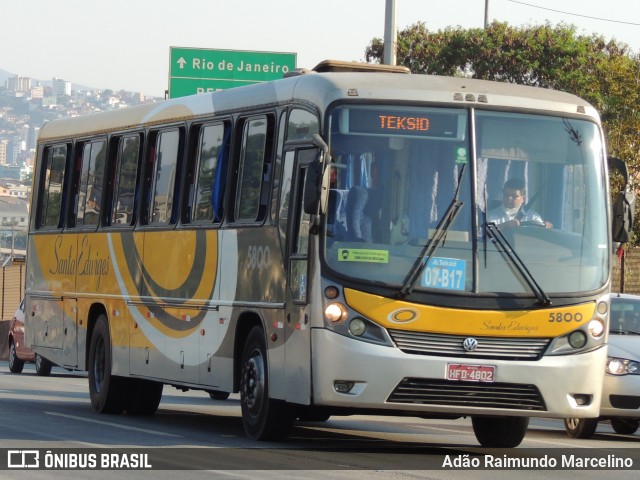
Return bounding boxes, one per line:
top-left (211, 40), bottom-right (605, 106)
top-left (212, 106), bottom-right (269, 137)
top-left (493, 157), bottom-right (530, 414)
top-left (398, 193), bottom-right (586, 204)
top-left (168, 47), bottom-right (297, 98)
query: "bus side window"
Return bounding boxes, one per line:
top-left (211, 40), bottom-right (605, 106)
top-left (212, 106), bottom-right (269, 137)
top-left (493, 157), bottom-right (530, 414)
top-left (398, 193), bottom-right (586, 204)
top-left (190, 122), bottom-right (230, 224)
top-left (76, 140), bottom-right (106, 228)
top-left (38, 144), bottom-right (69, 229)
top-left (110, 135), bottom-right (141, 226)
top-left (234, 115), bottom-right (274, 223)
top-left (145, 128), bottom-right (183, 225)
top-left (286, 109), bottom-right (319, 142)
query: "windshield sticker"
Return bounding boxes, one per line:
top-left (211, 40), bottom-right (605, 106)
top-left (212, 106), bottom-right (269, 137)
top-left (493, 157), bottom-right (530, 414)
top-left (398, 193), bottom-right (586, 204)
top-left (338, 248), bottom-right (389, 263)
top-left (421, 257), bottom-right (466, 291)
top-left (455, 147), bottom-right (468, 164)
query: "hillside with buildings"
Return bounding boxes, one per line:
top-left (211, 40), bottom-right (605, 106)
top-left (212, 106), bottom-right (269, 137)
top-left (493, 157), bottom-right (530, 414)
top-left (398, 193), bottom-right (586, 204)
top-left (0, 69), bottom-right (161, 265)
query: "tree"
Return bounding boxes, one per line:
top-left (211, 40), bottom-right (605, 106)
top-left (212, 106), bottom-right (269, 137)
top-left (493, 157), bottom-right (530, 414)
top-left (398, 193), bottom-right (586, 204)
top-left (366, 21), bottom-right (640, 238)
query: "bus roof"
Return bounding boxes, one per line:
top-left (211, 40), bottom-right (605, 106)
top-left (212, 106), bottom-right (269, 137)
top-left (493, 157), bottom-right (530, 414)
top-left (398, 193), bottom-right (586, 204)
top-left (37, 71), bottom-right (599, 142)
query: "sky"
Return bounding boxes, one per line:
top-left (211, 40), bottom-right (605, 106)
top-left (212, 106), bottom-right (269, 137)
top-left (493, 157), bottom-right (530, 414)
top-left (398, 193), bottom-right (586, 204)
top-left (2, 0), bottom-right (639, 98)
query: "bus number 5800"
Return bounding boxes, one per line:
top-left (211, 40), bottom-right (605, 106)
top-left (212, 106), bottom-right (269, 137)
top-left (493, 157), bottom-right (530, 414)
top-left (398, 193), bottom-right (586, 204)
top-left (548, 312), bottom-right (583, 323)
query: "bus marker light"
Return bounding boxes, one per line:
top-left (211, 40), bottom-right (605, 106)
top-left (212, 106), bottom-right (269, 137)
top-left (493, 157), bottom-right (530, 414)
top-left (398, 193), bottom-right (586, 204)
top-left (597, 301), bottom-right (608, 315)
top-left (324, 286), bottom-right (339, 299)
top-left (270, 333), bottom-right (278, 342)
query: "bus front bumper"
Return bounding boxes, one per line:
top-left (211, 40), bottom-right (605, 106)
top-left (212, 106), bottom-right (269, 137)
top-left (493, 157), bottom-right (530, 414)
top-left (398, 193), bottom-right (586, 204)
top-left (311, 328), bottom-right (605, 418)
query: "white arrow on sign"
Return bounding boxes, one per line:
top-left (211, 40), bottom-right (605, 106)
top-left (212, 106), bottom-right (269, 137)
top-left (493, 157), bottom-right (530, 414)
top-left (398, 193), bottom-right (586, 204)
top-left (177, 57), bottom-right (187, 69)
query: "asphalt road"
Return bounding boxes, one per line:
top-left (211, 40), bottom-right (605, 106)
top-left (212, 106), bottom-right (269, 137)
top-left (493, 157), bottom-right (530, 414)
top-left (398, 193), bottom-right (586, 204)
top-left (0, 361), bottom-right (638, 479)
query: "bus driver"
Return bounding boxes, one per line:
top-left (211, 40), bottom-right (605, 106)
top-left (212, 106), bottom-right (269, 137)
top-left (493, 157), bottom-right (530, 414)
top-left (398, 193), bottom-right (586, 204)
top-left (487, 178), bottom-right (553, 229)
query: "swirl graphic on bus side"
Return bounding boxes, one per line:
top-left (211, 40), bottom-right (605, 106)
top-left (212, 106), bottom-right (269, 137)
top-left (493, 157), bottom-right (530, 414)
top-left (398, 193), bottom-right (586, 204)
top-left (387, 308), bottom-right (420, 324)
top-left (118, 229), bottom-right (218, 331)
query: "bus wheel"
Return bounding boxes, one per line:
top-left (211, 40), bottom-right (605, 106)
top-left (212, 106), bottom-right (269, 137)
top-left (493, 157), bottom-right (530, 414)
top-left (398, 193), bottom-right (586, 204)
top-left (35, 354), bottom-right (53, 376)
top-left (88, 315), bottom-right (126, 414)
top-left (472, 416), bottom-right (529, 447)
top-left (564, 418), bottom-right (598, 438)
top-left (240, 326), bottom-right (294, 440)
top-left (611, 418), bottom-right (639, 435)
top-left (8, 341), bottom-right (25, 373)
top-left (126, 379), bottom-right (163, 415)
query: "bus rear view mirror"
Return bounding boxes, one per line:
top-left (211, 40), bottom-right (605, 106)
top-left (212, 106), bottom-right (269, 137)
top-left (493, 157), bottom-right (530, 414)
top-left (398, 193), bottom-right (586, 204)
top-left (609, 156), bottom-right (635, 244)
top-left (304, 136), bottom-right (331, 216)
top-left (303, 162), bottom-right (320, 214)
top-left (613, 190), bottom-right (635, 243)
top-left (303, 158), bottom-right (330, 216)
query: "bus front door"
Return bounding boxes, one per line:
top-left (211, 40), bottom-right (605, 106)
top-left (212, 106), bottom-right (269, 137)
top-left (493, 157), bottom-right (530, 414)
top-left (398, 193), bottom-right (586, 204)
top-left (282, 148), bottom-right (316, 405)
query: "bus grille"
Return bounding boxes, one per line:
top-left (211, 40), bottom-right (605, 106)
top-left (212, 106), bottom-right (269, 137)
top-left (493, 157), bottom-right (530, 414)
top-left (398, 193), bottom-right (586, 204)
top-left (388, 329), bottom-right (550, 360)
top-left (388, 378), bottom-right (547, 411)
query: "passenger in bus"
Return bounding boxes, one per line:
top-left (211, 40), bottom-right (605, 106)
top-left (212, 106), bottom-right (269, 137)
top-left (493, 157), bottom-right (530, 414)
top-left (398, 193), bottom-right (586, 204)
top-left (487, 178), bottom-right (552, 228)
top-left (346, 186), bottom-right (372, 242)
top-left (326, 164), bottom-right (348, 239)
top-left (345, 159), bottom-right (385, 242)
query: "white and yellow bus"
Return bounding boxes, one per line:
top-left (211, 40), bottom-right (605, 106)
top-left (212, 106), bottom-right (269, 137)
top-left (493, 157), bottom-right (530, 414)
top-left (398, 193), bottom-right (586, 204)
top-left (25, 61), bottom-right (632, 447)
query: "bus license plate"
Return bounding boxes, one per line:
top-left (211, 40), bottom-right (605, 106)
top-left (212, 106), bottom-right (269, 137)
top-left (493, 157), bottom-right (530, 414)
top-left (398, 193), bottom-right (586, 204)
top-left (446, 364), bottom-right (495, 382)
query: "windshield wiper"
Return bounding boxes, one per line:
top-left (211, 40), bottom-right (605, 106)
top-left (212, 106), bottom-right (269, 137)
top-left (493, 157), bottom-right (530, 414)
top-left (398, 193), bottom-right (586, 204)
top-left (485, 223), bottom-right (552, 307)
top-left (398, 199), bottom-right (464, 298)
top-left (398, 164), bottom-right (466, 298)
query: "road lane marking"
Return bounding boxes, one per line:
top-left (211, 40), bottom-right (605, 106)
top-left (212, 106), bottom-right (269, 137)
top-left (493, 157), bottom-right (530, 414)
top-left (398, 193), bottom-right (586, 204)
top-left (45, 412), bottom-right (182, 437)
top-left (412, 424), bottom-right (468, 435)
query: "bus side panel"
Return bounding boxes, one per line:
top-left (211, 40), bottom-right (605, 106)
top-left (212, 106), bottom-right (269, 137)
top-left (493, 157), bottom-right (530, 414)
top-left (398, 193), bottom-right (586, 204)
top-left (25, 232), bottom-right (78, 368)
top-left (110, 229), bottom-right (222, 385)
top-left (62, 297), bottom-right (78, 368)
top-left (205, 229), bottom-right (238, 391)
top-left (75, 232), bottom-right (123, 373)
top-left (218, 226), bottom-right (288, 398)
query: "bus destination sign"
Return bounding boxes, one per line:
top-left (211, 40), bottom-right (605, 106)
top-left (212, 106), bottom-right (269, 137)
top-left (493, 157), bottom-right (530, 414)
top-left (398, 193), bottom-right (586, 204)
top-left (346, 108), bottom-right (464, 139)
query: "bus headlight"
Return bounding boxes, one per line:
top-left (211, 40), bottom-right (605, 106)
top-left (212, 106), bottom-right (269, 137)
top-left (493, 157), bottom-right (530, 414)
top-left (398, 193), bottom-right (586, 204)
top-left (568, 330), bottom-right (587, 349)
top-left (349, 318), bottom-right (366, 336)
top-left (606, 357), bottom-right (640, 375)
top-left (587, 319), bottom-right (605, 338)
top-left (325, 303), bottom-right (348, 323)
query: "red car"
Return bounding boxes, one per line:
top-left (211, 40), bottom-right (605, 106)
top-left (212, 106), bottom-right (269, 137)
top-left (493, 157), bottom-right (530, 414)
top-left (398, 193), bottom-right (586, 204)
top-left (7, 299), bottom-right (53, 376)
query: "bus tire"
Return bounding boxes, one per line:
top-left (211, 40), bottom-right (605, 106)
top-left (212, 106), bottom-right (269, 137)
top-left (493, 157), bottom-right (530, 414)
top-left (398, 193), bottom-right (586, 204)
top-left (88, 314), bottom-right (126, 414)
top-left (240, 326), bottom-right (294, 441)
top-left (564, 417), bottom-right (598, 438)
top-left (126, 379), bottom-right (163, 415)
top-left (611, 418), bottom-right (639, 435)
top-left (35, 354), bottom-right (53, 376)
top-left (8, 341), bottom-right (25, 373)
top-left (471, 416), bottom-right (529, 447)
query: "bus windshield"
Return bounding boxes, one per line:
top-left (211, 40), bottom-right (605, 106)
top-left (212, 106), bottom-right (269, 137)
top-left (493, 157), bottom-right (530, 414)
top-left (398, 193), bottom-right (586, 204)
top-left (323, 105), bottom-right (609, 297)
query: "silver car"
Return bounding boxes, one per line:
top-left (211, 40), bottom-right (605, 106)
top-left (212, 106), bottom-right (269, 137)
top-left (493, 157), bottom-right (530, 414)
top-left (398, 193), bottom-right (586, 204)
top-left (565, 293), bottom-right (640, 438)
